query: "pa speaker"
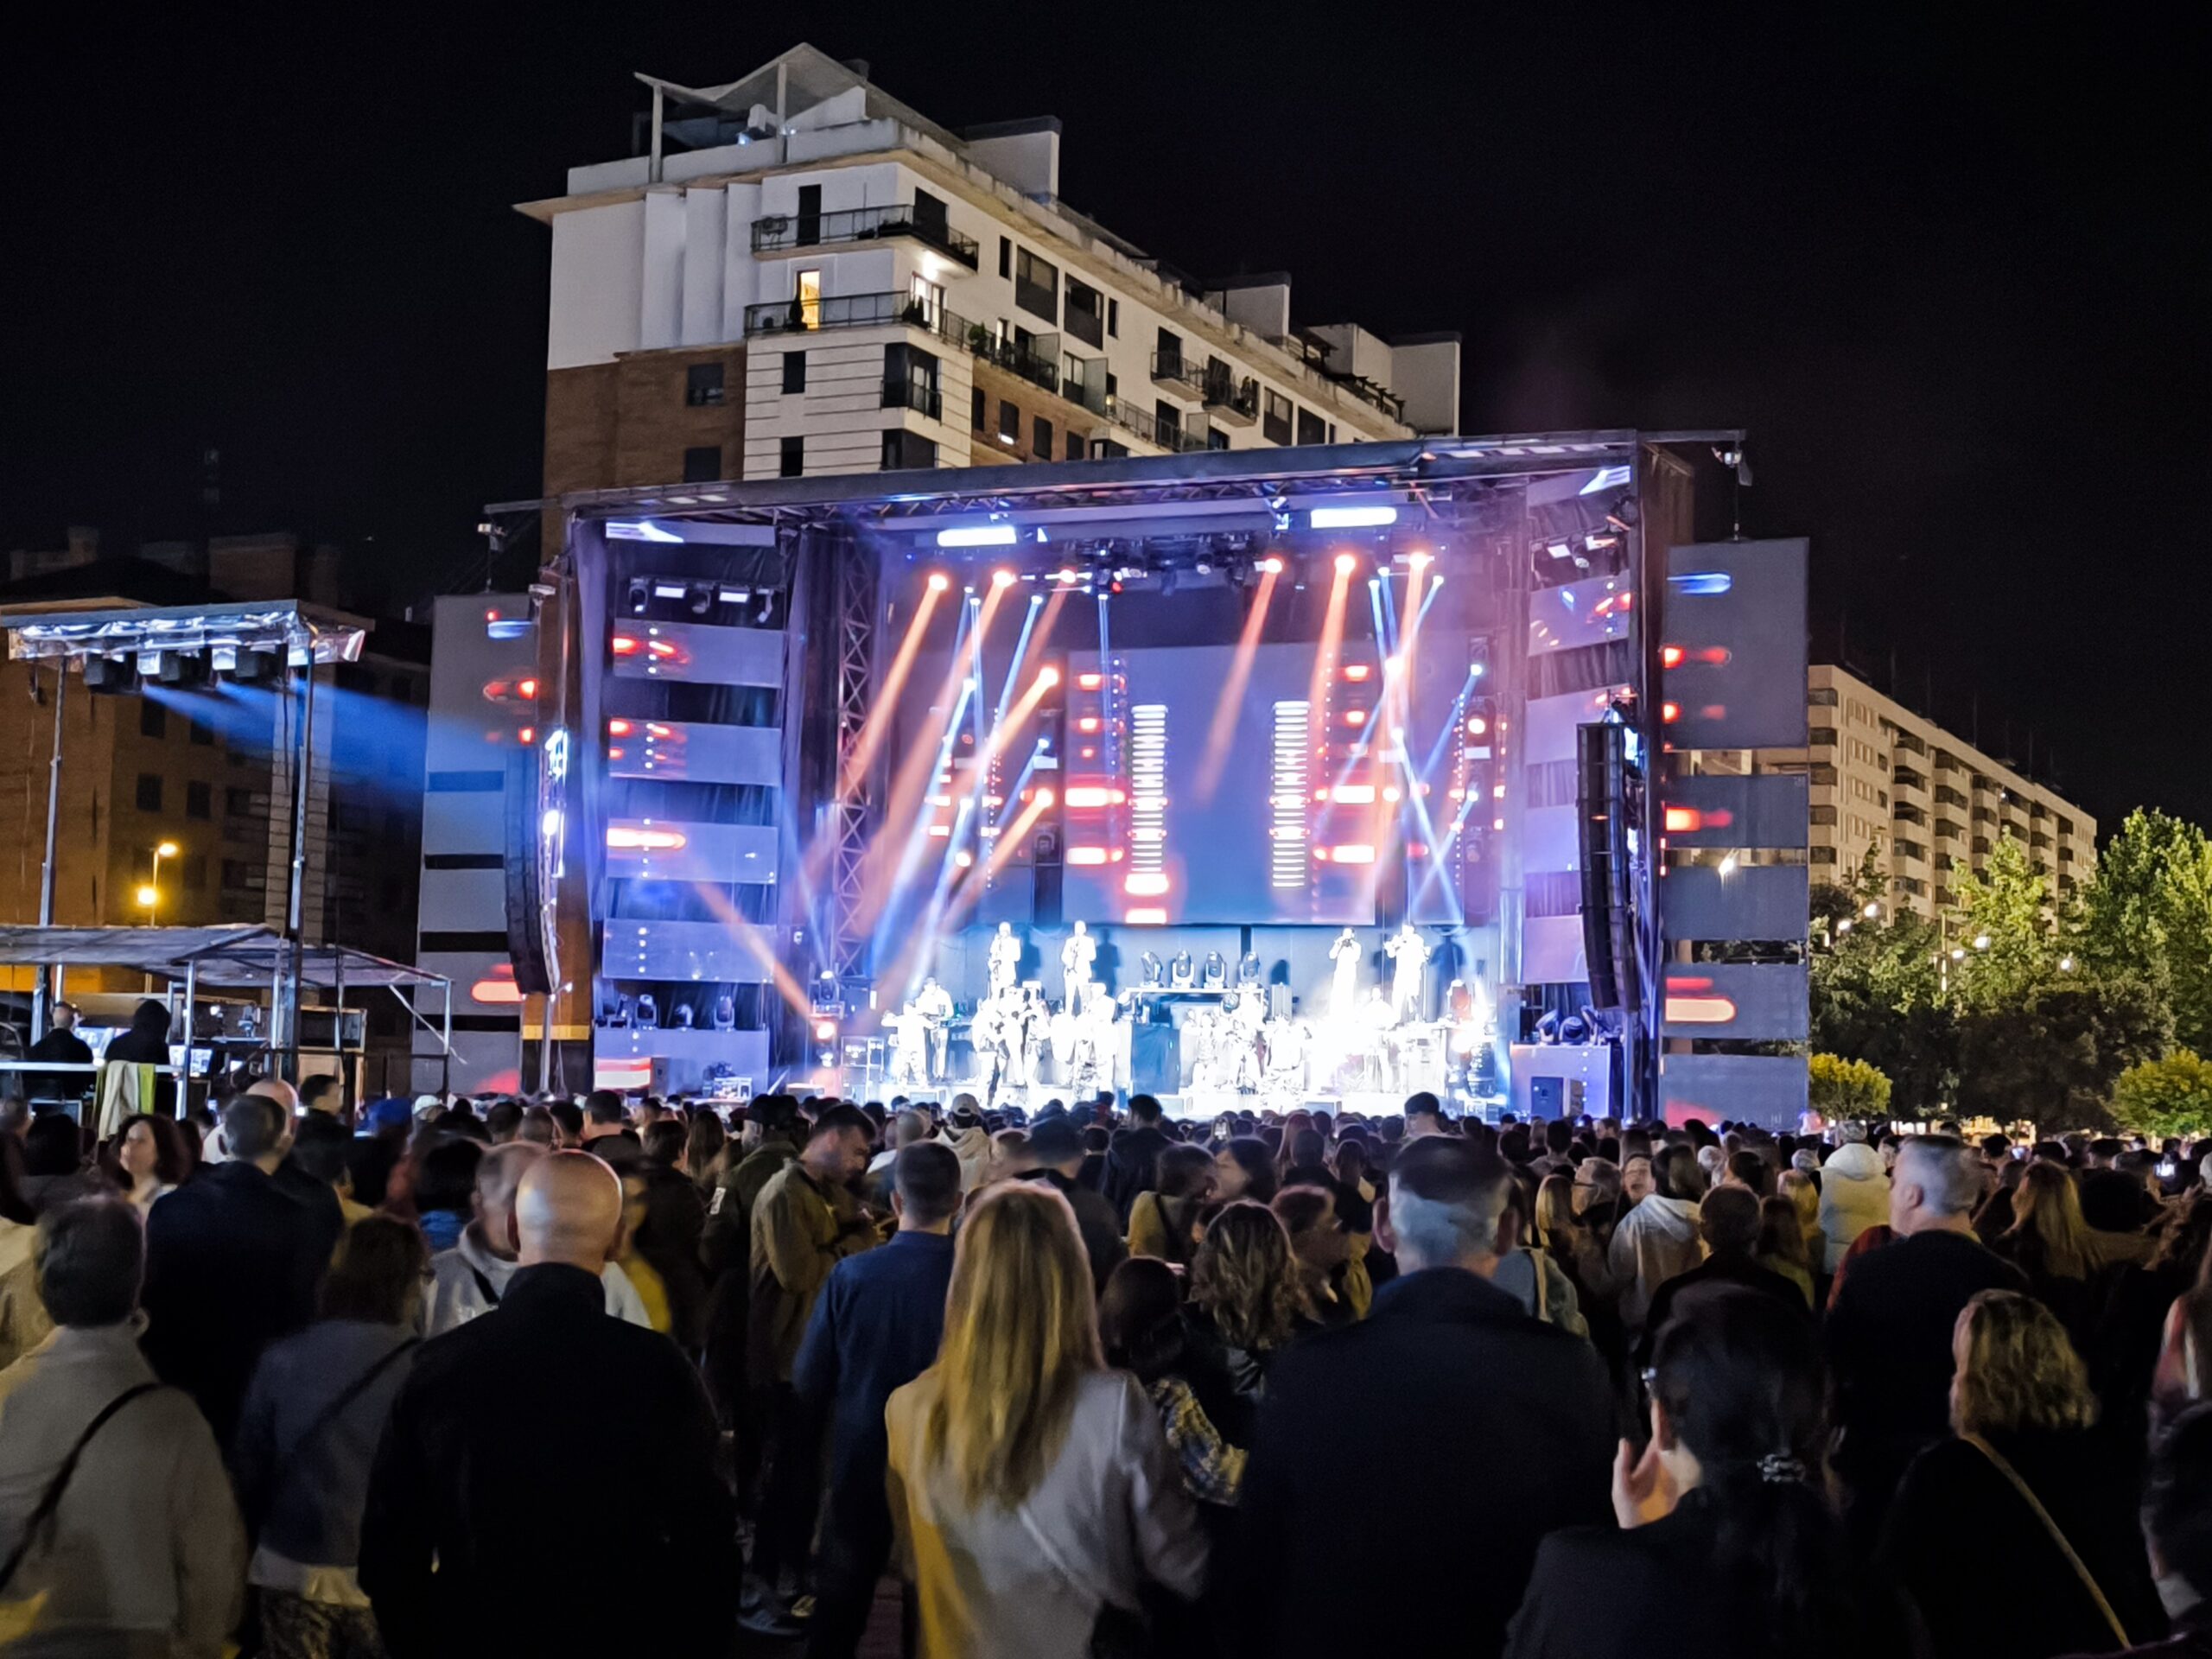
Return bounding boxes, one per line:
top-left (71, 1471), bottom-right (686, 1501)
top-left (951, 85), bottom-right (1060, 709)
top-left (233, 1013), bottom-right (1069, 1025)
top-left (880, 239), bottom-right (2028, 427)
top-left (1576, 721), bottom-right (1639, 1013)
top-left (503, 748), bottom-right (553, 995)
top-left (83, 657), bottom-right (135, 695)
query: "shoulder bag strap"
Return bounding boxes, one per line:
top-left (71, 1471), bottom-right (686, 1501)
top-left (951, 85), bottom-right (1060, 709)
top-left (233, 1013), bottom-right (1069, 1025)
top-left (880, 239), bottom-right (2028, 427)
top-left (0, 1382), bottom-right (162, 1595)
top-left (1961, 1432), bottom-right (2129, 1648)
top-left (468, 1264), bottom-right (501, 1306)
top-left (264, 1338), bottom-right (421, 1503)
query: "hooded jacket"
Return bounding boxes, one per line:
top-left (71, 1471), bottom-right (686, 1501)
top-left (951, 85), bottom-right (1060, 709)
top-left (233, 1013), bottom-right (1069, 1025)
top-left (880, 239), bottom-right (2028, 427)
top-left (1606, 1195), bottom-right (1703, 1332)
top-left (1817, 1141), bottom-right (1892, 1272)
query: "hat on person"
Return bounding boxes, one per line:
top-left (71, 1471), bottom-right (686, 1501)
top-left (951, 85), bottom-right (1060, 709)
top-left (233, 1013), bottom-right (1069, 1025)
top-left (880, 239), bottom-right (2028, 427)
top-left (365, 1096), bottom-right (412, 1134)
top-left (413, 1093), bottom-right (444, 1119)
top-left (1027, 1115), bottom-right (1085, 1165)
top-left (1837, 1120), bottom-right (1869, 1144)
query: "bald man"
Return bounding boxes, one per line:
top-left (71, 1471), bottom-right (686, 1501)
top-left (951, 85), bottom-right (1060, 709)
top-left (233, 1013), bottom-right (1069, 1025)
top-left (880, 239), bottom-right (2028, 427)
top-left (362, 1153), bottom-right (736, 1656)
top-left (423, 1142), bottom-right (652, 1334)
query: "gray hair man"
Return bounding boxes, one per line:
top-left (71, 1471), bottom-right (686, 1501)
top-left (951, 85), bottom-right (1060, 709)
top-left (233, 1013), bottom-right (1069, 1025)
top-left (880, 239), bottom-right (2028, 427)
top-left (424, 1141), bottom-right (652, 1333)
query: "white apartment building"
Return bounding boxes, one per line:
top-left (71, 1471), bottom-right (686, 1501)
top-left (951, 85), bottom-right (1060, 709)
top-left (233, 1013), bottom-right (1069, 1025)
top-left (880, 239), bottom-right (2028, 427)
top-left (522, 45), bottom-right (1459, 494)
top-left (1758, 664), bottom-right (2094, 921)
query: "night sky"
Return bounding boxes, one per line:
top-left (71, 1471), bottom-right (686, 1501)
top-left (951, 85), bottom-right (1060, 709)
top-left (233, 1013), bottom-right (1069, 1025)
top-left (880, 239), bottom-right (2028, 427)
top-left (8, 4), bottom-right (2207, 828)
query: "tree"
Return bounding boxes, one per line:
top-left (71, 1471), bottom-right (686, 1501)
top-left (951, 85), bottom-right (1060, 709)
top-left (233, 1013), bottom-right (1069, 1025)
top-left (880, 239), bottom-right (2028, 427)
top-left (2075, 810), bottom-right (2212, 1055)
top-left (1809, 842), bottom-right (1956, 1115)
top-left (1954, 972), bottom-right (2172, 1131)
top-left (1808, 1052), bottom-right (1892, 1120)
top-left (1942, 833), bottom-right (2056, 1011)
top-left (2109, 1052), bottom-right (2212, 1141)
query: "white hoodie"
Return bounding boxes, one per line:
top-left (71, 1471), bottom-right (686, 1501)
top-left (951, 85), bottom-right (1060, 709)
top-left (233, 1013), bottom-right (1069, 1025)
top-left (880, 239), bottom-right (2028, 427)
top-left (1817, 1141), bottom-right (1891, 1272)
top-left (1607, 1194), bottom-right (1703, 1332)
top-left (425, 1224), bottom-right (654, 1336)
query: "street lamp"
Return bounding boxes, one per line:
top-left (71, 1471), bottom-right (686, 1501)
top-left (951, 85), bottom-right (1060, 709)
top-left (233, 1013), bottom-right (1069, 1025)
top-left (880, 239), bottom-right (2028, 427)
top-left (1973, 933), bottom-right (1991, 951)
top-left (150, 840), bottom-right (179, 914)
top-left (137, 883), bottom-right (159, 920)
top-left (1862, 901), bottom-right (1881, 919)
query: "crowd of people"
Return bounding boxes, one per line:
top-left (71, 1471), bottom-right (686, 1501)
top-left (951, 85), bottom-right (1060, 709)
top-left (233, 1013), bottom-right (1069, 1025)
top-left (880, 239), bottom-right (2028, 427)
top-left (2, 1072), bottom-right (2211, 1658)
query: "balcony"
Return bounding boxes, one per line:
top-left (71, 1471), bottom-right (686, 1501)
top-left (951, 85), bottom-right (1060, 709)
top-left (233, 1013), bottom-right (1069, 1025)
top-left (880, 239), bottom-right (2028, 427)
top-left (1893, 802), bottom-right (1927, 827)
top-left (1935, 785), bottom-right (1968, 809)
top-left (1150, 349), bottom-right (1208, 397)
top-left (881, 376), bottom-right (944, 423)
top-left (1936, 818), bottom-right (1964, 841)
top-left (1895, 840), bottom-right (1929, 865)
top-left (745, 290), bottom-right (972, 343)
top-left (1203, 368), bottom-right (1260, 426)
top-left (1102, 396), bottom-right (1211, 454)
top-left (1893, 766), bottom-right (1928, 792)
top-left (1891, 728), bottom-right (1927, 757)
top-left (966, 327), bottom-right (1061, 397)
top-left (750, 203), bottom-right (980, 269)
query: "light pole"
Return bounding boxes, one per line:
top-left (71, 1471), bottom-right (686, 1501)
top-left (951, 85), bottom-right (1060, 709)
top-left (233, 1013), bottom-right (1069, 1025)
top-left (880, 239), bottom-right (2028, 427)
top-left (149, 840), bottom-right (178, 913)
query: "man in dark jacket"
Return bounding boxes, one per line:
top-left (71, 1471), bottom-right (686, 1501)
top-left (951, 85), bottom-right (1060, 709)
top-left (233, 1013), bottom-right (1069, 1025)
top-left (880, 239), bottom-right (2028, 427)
top-left (1636, 1183), bottom-right (1808, 1364)
top-left (1228, 1138), bottom-right (1614, 1659)
top-left (701, 1094), bottom-right (805, 1431)
top-left (141, 1095), bottom-right (335, 1446)
top-left (793, 1141), bottom-right (961, 1659)
top-left (360, 1152), bottom-right (734, 1657)
top-left (1827, 1135), bottom-right (2028, 1548)
top-left (1020, 1113), bottom-right (1128, 1294)
top-left (1103, 1092), bottom-right (1172, 1223)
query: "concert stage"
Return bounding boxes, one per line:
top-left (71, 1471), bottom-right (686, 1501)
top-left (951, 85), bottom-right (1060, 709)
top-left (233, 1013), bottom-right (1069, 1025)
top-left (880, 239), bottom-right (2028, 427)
top-left (536, 435), bottom-right (1733, 1117)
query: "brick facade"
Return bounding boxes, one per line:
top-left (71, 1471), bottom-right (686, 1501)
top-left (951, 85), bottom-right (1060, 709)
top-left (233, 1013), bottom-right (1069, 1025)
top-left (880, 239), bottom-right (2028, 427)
top-left (543, 344), bottom-right (748, 497)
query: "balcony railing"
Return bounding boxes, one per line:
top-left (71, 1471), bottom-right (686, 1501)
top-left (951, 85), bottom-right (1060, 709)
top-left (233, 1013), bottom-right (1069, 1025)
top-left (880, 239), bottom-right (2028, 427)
top-left (1150, 350), bottom-right (1208, 396)
top-left (1099, 396), bottom-right (1213, 454)
top-left (882, 377), bottom-right (944, 422)
top-left (1204, 369), bottom-right (1260, 425)
top-left (965, 327), bottom-right (1061, 397)
top-left (745, 291), bottom-right (972, 346)
top-left (750, 203), bottom-right (980, 268)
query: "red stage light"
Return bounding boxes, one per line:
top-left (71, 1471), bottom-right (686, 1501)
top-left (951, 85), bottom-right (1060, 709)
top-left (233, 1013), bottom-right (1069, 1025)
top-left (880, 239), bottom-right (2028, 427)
top-left (608, 718), bottom-right (634, 736)
top-left (1661, 645), bottom-right (1685, 669)
top-left (1662, 701), bottom-right (1681, 722)
top-left (517, 677), bottom-right (539, 699)
top-left (611, 636), bottom-right (641, 657)
top-left (1344, 664), bottom-right (1372, 682)
top-left (1077, 671), bottom-right (1103, 690)
top-left (1665, 995), bottom-right (1738, 1026)
top-left (1334, 552), bottom-right (1358, 576)
top-left (607, 825), bottom-right (687, 851)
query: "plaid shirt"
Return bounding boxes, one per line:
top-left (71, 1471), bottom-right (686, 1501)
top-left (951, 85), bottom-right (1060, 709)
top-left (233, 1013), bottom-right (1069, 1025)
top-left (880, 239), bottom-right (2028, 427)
top-left (1147, 1376), bottom-right (1246, 1506)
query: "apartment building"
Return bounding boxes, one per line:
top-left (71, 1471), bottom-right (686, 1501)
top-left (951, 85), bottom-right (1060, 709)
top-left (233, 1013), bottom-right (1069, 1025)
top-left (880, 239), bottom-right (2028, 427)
top-left (1751, 664), bottom-right (2094, 920)
top-left (526, 44), bottom-right (1459, 496)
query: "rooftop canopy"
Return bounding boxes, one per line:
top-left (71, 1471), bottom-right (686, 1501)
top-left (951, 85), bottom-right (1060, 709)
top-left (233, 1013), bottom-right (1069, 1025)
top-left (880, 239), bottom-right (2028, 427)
top-left (0, 925), bottom-right (448, 992)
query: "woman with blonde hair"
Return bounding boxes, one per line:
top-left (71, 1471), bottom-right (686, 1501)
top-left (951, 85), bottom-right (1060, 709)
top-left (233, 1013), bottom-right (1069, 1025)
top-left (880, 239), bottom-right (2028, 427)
top-left (1180, 1200), bottom-right (1307, 1450)
top-left (1996, 1161), bottom-right (2101, 1344)
top-left (1879, 1290), bottom-right (2161, 1658)
top-left (885, 1182), bottom-right (1205, 1658)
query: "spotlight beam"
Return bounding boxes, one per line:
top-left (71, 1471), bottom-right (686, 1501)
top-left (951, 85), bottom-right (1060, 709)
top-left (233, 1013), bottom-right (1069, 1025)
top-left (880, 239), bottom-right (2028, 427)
top-left (837, 582), bottom-right (943, 793)
top-left (1193, 565), bottom-right (1279, 808)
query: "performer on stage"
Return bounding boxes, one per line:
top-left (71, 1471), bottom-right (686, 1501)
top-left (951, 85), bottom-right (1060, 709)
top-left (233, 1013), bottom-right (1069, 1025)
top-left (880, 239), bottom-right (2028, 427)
top-left (1061, 921), bottom-right (1098, 1014)
top-left (1329, 928), bottom-right (1363, 1017)
top-left (1359, 986), bottom-right (1400, 1090)
top-left (1385, 923), bottom-right (1431, 1020)
top-left (988, 922), bottom-right (1022, 997)
top-left (914, 976), bottom-right (954, 1079)
top-left (887, 1003), bottom-right (930, 1088)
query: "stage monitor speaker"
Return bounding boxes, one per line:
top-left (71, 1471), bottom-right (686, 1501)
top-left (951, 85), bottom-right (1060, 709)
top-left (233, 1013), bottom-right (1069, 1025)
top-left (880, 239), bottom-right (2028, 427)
top-left (503, 749), bottom-right (553, 995)
top-left (1576, 721), bottom-right (1639, 1013)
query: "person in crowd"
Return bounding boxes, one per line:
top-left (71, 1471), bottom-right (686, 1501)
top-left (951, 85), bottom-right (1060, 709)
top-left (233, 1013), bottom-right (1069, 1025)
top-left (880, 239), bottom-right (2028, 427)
top-left (1640, 1184), bottom-right (1808, 1363)
top-left (20, 1113), bottom-right (90, 1214)
top-left (1100, 1255), bottom-right (1247, 1524)
top-left (108, 1112), bottom-right (188, 1215)
top-left (746, 1103), bottom-right (882, 1627)
top-left (515, 1105), bottom-right (556, 1147)
top-left (1211, 1135), bottom-right (1280, 1209)
top-left (1827, 1135), bottom-right (2030, 1547)
top-left (985, 1128), bottom-right (1031, 1187)
top-left (579, 1089), bottom-right (627, 1147)
top-left (480, 1096), bottom-right (521, 1144)
top-left (1332, 1135), bottom-right (1376, 1206)
top-left (1491, 1178), bottom-right (1590, 1338)
top-left (346, 1097), bottom-right (411, 1210)
top-left (98, 997), bottom-right (179, 1120)
top-left (1182, 1201), bottom-right (1307, 1450)
top-left (423, 1141), bottom-right (651, 1332)
top-left (631, 1117), bottom-right (709, 1350)
top-left (1997, 1159), bottom-right (2102, 1344)
top-left (938, 1097), bottom-right (994, 1192)
top-left (543, 1098), bottom-right (584, 1149)
top-left (360, 1153), bottom-right (734, 1656)
top-left (0, 1142), bottom-right (50, 1371)
top-left (2063, 1403), bottom-right (2212, 1657)
top-left (1404, 1093), bottom-right (1449, 1139)
top-left (24, 1000), bottom-right (94, 1105)
top-left (300, 1074), bottom-right (343, 1119)
top-left (1272, 1184), bottom-right (1359, 1328)
top-left (1018, 1113), bottom-right (1127, 1295)
top-left (1882, 1289), bottom-right (2164, 1657)
top-left (232, 1217), bottom-right (427, 1659)
top-left (1129, 1141), bottom-right (1217, 1268)
top-left (885, 1182), bottom-right (1206, 1657)
top-left (793, 1141), bottom-right (963, 1659)
top-left (0, 1198), bottom-right (245, 1656)
top-left (1103, 1092), bottom-right (1173, 1222)
top-left (864, 1107), bottom-right (931, 1194)
top-left (1619, 1150), bottom-right (1657, 1213)
top-left (405, 1136), bottom-right (481, 1253)
top-left (701, 1093), bottom-right (806, 1429)
top-left (289, 1113), bottom-right (372, 1229)
top-left (1230, 1139), bottom-right (1614, 1659)
top-left (1508, 1288), bottom-right (1905, 1658)
top-left (1818, 1121), bottom-right (1891, 1272)
top-left (1778, 1166), bottom-right (1824, 1264)
top-left (141, 1096), bottom-right (337, 1446)
top-left (1758, 1192), bottom-right (1818, 1307)
top-left (1609, 1142), bottom-right (1706, 1335)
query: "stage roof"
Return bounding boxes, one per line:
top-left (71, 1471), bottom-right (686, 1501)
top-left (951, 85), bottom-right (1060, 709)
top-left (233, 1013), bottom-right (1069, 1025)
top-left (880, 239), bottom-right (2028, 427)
top-left (0, 925), bottom-right (448, 992)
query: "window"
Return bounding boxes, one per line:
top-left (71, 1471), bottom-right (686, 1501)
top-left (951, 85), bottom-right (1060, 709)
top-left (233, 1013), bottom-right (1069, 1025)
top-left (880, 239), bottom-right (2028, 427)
top-left (682, 445), bottom-right (721, 483)
top-left (135, 773), bottom-right (162, 812)
top-left (1065, 277), bottom-right (1103, 348)
top-left (1296, 407), bottom-right (1326, 447)
top-left (998, 237), bottom-right (1011, 277)
top-left (779, 435), bottom-right (804, 479)
top-left (1033, 416), bottom-right (1054, 459)
top-left (1014, 248), bottom-right (1058, 322)
top-left (221, 859), bottom-right (253, 891)
top-left (782, 352), bottom-right (807, 393)
top-left (1262, 389), bottom-right (1294, 444)
top-left (1067, 430), bottom-right (1084, 462)
top-left (1207, 426), bottom-right (1230, 451)
top-left (139, 702), bottom-right (165, 738)
top-left (226, 786), bottom-right (255, 816)
top-left (188, 718), bottom-right (212, 746)
top-left (182, 854), bottom-right (207, 892)
top-left (186, 780), bottom-right (211, 820)
top-left (972, 386), bottom-right (987, 431)
top-left (796, 269), bottom-right (821, 328)
top-left (880, 430), bottom-right (938, 471)
top-left (1107, 297), bottom-right (1119, 338)
top-left (685, 362), bottom-right (724, 405)
top-left (998, 400), bottom-right (1020, 442)
top-left (1155, 400), bottom-right (1181, 443)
